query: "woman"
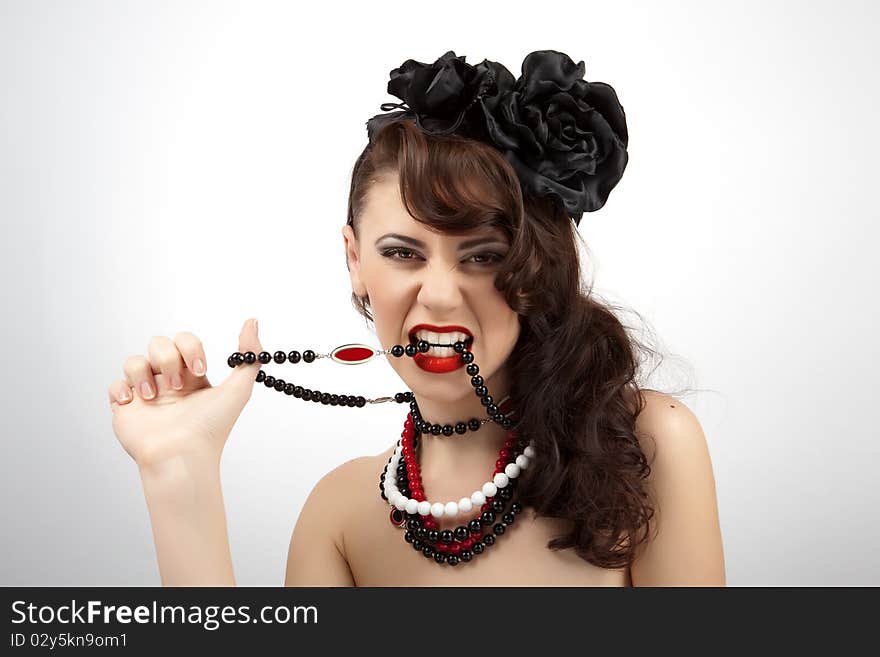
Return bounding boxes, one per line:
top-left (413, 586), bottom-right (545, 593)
top-left (107, 50), bottom-right (725, 586)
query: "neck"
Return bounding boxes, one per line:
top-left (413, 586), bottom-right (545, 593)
top-left (413, 380), bottom-right (514, 475)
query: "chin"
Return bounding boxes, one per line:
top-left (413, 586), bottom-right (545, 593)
top-left (406, 377), bottom-right (483, 404)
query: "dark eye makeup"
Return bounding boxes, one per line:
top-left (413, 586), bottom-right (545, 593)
top-left (380, 247), bottom-right (505, 266)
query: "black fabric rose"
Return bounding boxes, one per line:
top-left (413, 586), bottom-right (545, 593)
top-left (479, 50), bottom-right (629, 224)
top-left (367, 50), bottom-right (499, 142)
top-left (367, 50), bottom-right (629, 225)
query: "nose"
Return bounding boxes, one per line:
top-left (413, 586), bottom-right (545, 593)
top-left (415, 260), bottom-right (465, 314)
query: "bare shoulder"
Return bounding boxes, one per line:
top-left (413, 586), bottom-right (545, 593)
top-left (312, 448), bottom-right (392, 509)
top-left (373, 442), bottom-right (398, 464)
top-left (315, 443), bottom-right (398, 524)
top-left (629, 389), bottom-right (726, 586)
top-left (322, 438), bottom-right (396, 474)
top-left (632, 390), bottom-right (705, 461)
top-left (285, 448), bottom-right (393, 586)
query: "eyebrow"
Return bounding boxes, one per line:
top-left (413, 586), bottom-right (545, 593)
top-left (375, 232), bottom-right (508, 250)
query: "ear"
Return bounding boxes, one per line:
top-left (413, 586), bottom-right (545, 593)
top-left (342, 224), bottom-right (368, 298)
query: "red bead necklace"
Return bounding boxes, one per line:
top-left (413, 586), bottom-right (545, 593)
top-left (398, 416), bottom-right (518, 554)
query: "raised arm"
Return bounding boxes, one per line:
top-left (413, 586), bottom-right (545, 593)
top-left (140, 453), bottom-right (236, 586)
top-left (109, 319), bottom-right (265, 586)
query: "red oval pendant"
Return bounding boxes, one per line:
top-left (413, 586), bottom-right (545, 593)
top-left (330, 344), bottom-right (376, 365)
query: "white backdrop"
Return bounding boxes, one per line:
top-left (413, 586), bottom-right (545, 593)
top-left (2, 0), bottom-right (877, 586)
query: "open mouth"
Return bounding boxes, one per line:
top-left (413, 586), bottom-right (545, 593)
top-left (406, 329), bottom-right (473, 373)
top-left (407, 331), bottom-right (474, 359)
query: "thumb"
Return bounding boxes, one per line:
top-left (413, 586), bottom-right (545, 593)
top-left (226, 318), bottom-right (263, 394)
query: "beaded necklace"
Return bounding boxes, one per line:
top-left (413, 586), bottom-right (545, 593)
top-left (228, 336), bottom-right (530, 566)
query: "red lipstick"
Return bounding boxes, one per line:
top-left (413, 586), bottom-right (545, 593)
top-left (407, 324), bottom-right (474, 374)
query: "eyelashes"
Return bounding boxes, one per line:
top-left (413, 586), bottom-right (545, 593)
top-left (380, 247), bottom-right (505, 266)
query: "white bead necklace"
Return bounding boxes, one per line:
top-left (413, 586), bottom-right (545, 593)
top-left (383, 441), bottom-right (536, 519)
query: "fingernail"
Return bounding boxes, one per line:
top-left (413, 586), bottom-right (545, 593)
top-left (171, 373), bottom-right (183, 390)
top-left (119, 387), bottom-right (131, 402)
top-left (193, 358), bottom-right (205, 375)
top-left (140, 381), bottom-right (154, 399)
top-left (253, 318), bottom-right (258, 332)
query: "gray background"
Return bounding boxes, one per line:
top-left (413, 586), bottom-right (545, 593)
top-left (2, 0), bottom-right (877, 585)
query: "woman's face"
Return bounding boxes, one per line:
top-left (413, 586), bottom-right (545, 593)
top-left (341, 173), bottom-right (520, 404)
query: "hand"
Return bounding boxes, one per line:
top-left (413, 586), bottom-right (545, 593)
top-left (108, 318), bottom-right (263, 470)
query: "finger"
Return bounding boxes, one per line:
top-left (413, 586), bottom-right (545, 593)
top-left (107, 379), bottom-right (133, 407)
top-left (172, 331), bottom-right (208, 380)
top-left (238, 317), bottom-right (262, 358)
top-left (147, 335), bottom-right (186, 393)
top-left (123, 355), bottom-right (158, 401)
top-left (225, 318), bottom-right (263, 393)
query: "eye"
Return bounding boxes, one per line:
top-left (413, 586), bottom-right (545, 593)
top-left (381, 247), bottom-right (421, 261)
top-left (467, 253), bottom-right (504, 265)
top-left (380, 248), bottom-right (504, 266)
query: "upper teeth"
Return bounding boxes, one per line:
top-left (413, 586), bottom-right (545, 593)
top-left (412, 330), bottom-right (471, 346)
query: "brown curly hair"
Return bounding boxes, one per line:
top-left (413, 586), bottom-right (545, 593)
top-left (345, 118), bottom-right (667, 570)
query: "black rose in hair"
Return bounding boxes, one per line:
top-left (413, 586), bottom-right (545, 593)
top-left (367, 50), bottom-right (500, 141)
top-left (478, 50), bottom-right (629, 224)
top-left (367, 50), bottom-right (629, 225)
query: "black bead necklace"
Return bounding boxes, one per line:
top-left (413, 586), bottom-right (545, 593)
top-left (226, 337), bottom-right (516, 434)
top-left (227, 335), bottom-right (527, 567)
top-left (382, 429), bottom-right (527, 566)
